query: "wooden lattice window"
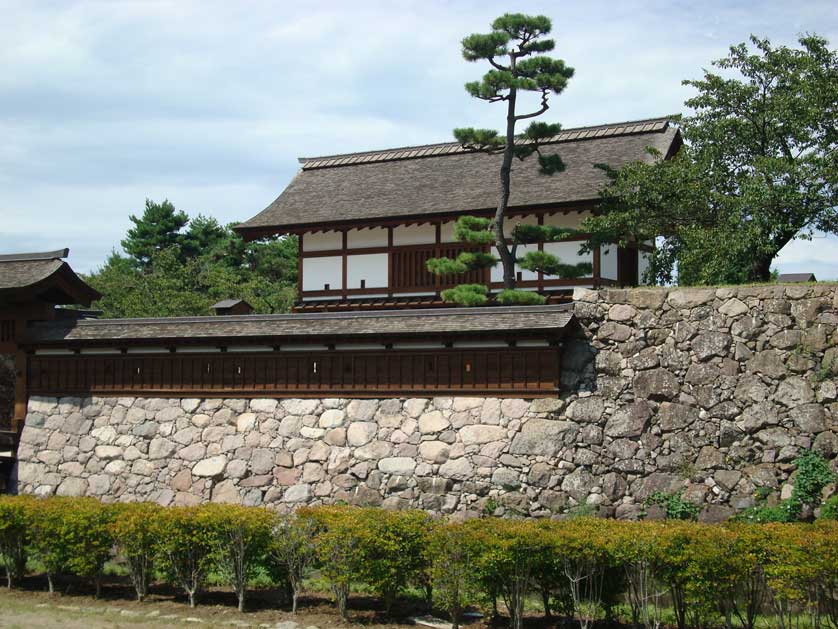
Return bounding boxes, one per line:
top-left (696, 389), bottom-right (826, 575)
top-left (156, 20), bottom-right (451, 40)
top-left (0, 320), bottom-right (15, 344)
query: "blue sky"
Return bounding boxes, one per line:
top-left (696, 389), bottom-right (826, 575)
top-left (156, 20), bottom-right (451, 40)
top-left (1, 0), bottom-right (836, 278)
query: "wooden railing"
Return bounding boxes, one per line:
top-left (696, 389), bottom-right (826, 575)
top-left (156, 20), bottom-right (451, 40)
top-left (390, 244), bottom-right (488, 293)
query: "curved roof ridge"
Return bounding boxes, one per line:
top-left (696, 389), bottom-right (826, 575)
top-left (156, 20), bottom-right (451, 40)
top-left (299, 116), bottom-right (674, 167)
top-left (0, 248), bottom-right (69, 263)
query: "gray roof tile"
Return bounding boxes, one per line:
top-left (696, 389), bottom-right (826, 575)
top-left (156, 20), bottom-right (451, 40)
top-left (238, 117), bottom-right (680, 233)
top-left (24, 305), bottom-right (574, 345)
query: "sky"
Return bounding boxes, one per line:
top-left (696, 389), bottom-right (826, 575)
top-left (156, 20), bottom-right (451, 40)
top-left (1, 0), bottom-right (836, 278)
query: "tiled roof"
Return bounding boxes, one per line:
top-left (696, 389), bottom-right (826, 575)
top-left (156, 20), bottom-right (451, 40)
top-left (777, 273), bottom-right (816, 283)
top-left (23, 305), bottom-right (575, 345)
top-left (0, 258), bottom-right (64, 291)
top-left (0, 249), bottom-right (100, 305)
top-left (237, 117), bottom-right (681, 234)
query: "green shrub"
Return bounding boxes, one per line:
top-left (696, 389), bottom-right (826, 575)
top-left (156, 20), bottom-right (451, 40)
top-left (269, 512), bottom-right (318, 614)
top-left (302, 506), bottom-right (367, 621)
top-left (646, 491), bottom-right (700, 521)
top-left (26, 497), bottom-right (71, 593)
top-left (0, 495), bottom-right (34, 587)
top-left (429, 523), bottom-right (478, 629)
top-left (440, 283), bottom-right (488, 306)
top-left (110, 502), bottom-right (163, 601)
top-left (155, 505), bottom-right (220, 608)
top-left (2, 494), bottom-right (838, 628)
top-left (495, 289), bottom-right (546, 305)
top-left (59, 497), bottom-right (115, 597)
top-left (790, 452), bottom-right (835, 512)
top-left (738, 453), bottom-right (836, 524)
top-left (206, 504), bottom-right (273, 612)
top-left (820, 495), bottom-right (838, 520)
top-left (550, 518), bottom-right (617, 629)
top-left (460, 518), bottom-right (544, 629)
top-left (354, 508), bottom-right (433, 614)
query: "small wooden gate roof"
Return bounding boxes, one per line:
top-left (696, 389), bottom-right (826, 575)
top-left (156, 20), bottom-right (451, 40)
top-left (0, 249), bottom-right (100, 306)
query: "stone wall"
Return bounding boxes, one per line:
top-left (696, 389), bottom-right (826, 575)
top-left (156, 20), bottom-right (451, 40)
top-left (15, 284), bottom-right (838, 520)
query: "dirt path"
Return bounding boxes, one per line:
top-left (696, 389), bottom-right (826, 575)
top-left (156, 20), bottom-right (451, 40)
top-left (0, 587), bottom-right (424, 629)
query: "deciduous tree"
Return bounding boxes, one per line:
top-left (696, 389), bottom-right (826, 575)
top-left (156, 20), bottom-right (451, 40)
top-left (584, 35), bottom-right (838, 284)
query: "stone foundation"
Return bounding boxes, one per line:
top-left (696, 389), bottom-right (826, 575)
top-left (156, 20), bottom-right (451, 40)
top-left (16, 284), bottom-right (838, 520)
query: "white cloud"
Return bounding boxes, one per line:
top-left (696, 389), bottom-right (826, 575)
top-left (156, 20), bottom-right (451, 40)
top-left (0, 0), bottom-right (836, 274)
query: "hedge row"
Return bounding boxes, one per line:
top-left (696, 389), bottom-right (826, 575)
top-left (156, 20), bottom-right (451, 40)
top-left (0, 496), bottom-right (837, 628)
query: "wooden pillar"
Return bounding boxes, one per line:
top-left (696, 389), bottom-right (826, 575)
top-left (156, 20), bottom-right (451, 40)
top-left (296, 233), bottom-right (304, 299)
top-left (387, 227), bottom-right (394, 297)
top-left (592, 244), bottom-right (601, 288)
top-left (537, 213), bottom-right (545, 293)
top-left (341, 230), bottom-right (348, 299)
top-left (434, 222), bottom-right (442, 296)
top-left (12, 350), bottom-right (27, 430)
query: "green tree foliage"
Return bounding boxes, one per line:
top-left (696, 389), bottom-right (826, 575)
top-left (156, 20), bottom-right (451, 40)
top-left (584, 35), bottom-right (838, 285)
top-left (428, 14), bottom-right (591, 305)
top-left (429, 216), bottom-right (592, 306)
top-left (86, 199), bottom-right (298, 318)
top-left (122, 199), bottom-right (189, 268)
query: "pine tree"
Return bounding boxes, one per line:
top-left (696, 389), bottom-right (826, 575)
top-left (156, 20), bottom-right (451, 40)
top-left (121, 198), bottom-right (189, 268)
top-left (428, 13), bottom-right (591, 306)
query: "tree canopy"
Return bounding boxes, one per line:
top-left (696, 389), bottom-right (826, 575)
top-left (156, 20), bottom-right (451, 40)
top-left (583, 35), bottom-right (837, 285)
top-left (428, 13), bottom-right (591, 306)
top-left (86, 199), bottom-right (297, 318)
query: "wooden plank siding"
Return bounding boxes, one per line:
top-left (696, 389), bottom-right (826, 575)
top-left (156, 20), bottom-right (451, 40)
top-left (27, 347), bottom-right (561, 397)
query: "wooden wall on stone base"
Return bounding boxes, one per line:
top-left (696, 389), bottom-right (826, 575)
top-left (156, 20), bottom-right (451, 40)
top-left (14, 283), bottom-right (838, 521)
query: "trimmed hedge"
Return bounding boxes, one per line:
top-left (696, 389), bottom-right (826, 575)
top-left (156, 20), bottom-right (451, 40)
top-left (0, 496), bottom-right (836, 628)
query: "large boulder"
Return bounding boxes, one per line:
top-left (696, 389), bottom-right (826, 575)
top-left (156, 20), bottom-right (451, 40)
top-left (633, 369), bottom-right (680, 401)
top-left (509, 419), bottom-right (574, 456)
top-left (605, 402), bottom-right (652, 438)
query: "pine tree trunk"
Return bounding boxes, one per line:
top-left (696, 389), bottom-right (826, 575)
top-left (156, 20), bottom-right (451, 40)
top-left (494, 87), bottom-right (518, 291)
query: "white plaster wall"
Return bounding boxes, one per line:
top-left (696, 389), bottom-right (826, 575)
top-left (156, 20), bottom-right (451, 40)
top-left (393, 223), bottom-right (436, 246)
top-left (503, 214), bottom-right (538, 238)
top-left (347, 253), bottom-right (388, 288)
top-left (347, 227), bottom-right (387, 249)
top-left (543, 241), bottom-right (593, 275)
top-left (440, 221), bottom-right (457, 243)
top-left (638, 250), bottom-right (651, 285)
top-left (302, 231), bottom-right (342, 252)
top-left (544, 211), bottom-right (590, 228)
top-left (491, 243), bottom-right (539, 283)
top-left (302, 256), bottom-right (342, 291)
top-left (600, 245), bottom-right (618, 281)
